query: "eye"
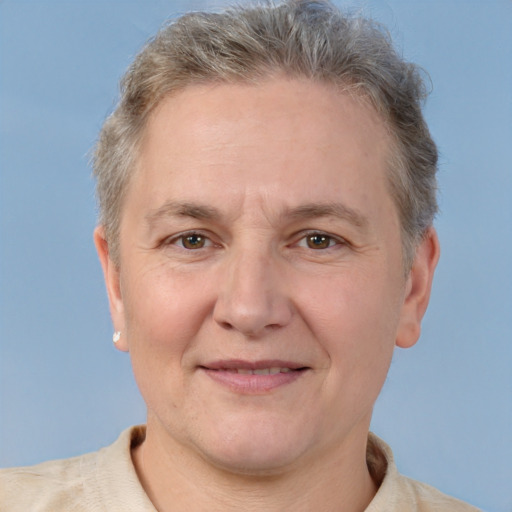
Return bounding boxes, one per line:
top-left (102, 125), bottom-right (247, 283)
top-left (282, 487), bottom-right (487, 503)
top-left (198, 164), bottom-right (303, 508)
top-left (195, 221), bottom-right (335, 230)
top-left (297, 232), bottom-right (341, 250)
top-left (173, 233), bottom-right (211, 250)
top-left (306, 234), bottom-right (334, 249)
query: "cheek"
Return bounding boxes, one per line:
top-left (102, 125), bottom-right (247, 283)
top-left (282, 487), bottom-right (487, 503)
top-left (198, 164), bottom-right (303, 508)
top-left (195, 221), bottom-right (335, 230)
top-left (301, 269), bottom-right (401, 389)
top-left (123, 259), bottom-right (209, 337)
top-left (120, 265), bottom-right (213, 392)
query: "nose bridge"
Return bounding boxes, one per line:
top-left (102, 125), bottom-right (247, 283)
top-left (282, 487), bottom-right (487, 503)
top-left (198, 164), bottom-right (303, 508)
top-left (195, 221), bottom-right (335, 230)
top-left (213, 240), bottom-right (292, 336)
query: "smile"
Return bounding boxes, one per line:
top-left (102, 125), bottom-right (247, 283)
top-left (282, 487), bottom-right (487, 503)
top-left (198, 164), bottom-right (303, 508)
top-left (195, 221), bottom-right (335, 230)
top-left (199, 360), bottom-right (309, 393)
top-left (216, 367), bottom-right (295, 375)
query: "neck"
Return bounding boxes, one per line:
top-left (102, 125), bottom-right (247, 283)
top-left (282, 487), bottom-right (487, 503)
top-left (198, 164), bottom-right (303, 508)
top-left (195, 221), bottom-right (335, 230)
top-left (132, 421), bottom-right (378, 512)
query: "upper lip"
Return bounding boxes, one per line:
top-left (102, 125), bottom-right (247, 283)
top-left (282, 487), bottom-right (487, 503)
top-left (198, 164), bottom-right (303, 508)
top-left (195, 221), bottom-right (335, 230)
top-left (200, 359), bottom-right (308, 371)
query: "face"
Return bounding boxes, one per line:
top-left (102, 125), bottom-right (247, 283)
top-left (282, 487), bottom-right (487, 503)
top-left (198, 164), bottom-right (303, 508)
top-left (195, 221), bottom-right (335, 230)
top-left (96, 78), bottom-right (438, 474)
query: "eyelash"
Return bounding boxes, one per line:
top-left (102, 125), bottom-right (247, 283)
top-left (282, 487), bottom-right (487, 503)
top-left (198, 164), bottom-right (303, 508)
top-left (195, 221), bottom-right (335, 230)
top-left (295, 231), bottom-right (346, 251)
top-left (164, 230), bottom-right (346, 252)
top-left (165, 231), bottom-right (214, 250)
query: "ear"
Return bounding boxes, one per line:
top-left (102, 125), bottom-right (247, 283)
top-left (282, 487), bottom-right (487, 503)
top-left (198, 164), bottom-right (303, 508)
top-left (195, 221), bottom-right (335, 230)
top-left (94, 226), bottom-right (129, 352)
top-left (395, 227), bottom-right (440, 349)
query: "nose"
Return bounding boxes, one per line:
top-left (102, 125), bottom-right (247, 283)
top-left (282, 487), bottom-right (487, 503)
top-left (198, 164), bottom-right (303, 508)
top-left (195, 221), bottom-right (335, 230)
top-left (213, 248), bottom-right (293, 338)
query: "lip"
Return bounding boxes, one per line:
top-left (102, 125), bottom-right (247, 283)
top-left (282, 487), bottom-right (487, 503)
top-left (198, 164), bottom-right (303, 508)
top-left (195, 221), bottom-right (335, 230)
top-left (199, 359), bottom-right (309, 394)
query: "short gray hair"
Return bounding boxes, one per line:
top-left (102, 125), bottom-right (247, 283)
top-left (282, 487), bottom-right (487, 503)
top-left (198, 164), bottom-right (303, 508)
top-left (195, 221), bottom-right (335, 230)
top-left (93, 0), bottom-right (438, 269)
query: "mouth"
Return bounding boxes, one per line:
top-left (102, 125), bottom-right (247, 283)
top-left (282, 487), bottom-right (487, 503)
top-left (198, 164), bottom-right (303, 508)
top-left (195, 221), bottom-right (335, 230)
top-left (199, 360), bottom-right (309, 393)
top-left (217, 367), bottom-right (296, 375)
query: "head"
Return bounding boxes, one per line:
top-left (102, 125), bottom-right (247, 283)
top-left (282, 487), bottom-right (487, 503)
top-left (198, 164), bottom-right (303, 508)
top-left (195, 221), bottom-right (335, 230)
top-left (92, 0), bottom-right (440, 481)
top-left (93, 0), bottom-right (438, 271)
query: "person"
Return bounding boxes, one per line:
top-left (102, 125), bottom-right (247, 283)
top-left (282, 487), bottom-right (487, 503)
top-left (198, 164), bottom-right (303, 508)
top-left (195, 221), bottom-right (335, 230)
top-left (0, 1), bottom-right (481, 510)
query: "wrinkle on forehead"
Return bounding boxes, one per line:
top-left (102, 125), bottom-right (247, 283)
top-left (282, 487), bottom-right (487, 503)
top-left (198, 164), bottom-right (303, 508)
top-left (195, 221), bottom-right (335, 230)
top-left (131, 78), bottom-right (394, 242)
top-left (145, 197), bottom-right (370, 235)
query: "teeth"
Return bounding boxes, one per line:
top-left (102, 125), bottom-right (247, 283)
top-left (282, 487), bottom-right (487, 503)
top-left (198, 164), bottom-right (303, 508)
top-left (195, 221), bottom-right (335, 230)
top-left (253, 368), bottom-right (269, 375)
top-left (231, 367), bottom-right (293, 374)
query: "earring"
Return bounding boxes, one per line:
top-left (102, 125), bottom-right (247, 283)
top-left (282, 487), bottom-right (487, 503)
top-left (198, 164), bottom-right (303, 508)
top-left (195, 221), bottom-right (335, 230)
top-left (113, 331), bottom-right (121, 344)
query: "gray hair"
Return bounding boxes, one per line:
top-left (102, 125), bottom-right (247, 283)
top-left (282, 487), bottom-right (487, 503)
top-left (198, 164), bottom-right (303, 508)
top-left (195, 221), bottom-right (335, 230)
top-left (93, 0), bottom-right (438, 269)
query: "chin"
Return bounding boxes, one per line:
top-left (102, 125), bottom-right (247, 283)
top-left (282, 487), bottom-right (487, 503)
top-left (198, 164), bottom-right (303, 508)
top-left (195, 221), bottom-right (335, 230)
top-left (193, 416), bottom-right (315, 475)
top-left (204, 443), bottom-right (305, 476)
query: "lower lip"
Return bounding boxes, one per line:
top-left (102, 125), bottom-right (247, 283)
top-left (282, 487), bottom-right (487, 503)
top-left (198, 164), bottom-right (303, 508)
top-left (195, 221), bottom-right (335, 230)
top-left (200, 368), bottom-right (306, 393)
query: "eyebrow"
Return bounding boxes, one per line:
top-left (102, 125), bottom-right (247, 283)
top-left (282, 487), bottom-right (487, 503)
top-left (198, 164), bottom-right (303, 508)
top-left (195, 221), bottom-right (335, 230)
top-left (287, 203), bottom-right (369, 229)
top-left (145, 201), bottom-right (221, 228)
top-left (145, 200), bottom-right (368, 230)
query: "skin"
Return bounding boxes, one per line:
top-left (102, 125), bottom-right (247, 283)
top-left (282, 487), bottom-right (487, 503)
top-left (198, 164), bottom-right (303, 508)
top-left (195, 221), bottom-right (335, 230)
top-left (95, 78), bottom-right (439, 511)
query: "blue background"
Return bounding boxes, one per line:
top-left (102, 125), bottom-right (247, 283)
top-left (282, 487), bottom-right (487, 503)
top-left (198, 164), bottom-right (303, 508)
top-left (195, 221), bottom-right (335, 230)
top-left (0, 1), bottom-right (510, 510)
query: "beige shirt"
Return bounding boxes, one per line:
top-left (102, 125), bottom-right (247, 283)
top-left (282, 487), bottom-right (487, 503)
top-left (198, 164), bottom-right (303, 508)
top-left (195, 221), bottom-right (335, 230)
top-left (0, 426), bottom-right (480, 511)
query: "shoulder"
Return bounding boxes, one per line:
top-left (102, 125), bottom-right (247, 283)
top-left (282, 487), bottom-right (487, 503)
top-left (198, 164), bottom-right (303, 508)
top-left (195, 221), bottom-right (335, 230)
top-left (0, 426), bottom-right (152, 512)
top-left (396, 475), bottom-right (482, 512)
top-left (366, 433), bottom-right (481, 512)
top-left (0, 450), bottom-right (99, 512)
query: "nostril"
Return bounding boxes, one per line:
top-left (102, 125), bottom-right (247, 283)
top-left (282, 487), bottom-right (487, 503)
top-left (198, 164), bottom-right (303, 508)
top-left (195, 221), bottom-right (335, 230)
top-left (219, 321), bottom-right (234, 330)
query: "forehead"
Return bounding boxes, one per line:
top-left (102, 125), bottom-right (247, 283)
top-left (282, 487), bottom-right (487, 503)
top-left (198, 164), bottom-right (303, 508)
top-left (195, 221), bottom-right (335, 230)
top-left (142, 78), bottom-right (389, 156)
top-left (130, 78), bottom-right (395, 224)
